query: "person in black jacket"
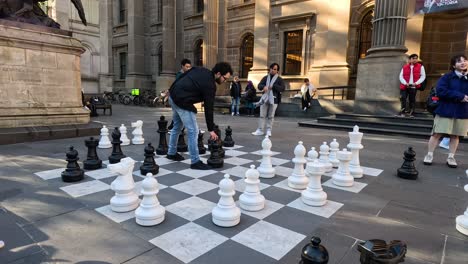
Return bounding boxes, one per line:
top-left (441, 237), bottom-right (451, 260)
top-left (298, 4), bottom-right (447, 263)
top-left (230, 76), bottom-right (242, 116)
top-left (251, 63), bottom-right (285, 137)
top-left (166, 62), bottom-right (233, 170)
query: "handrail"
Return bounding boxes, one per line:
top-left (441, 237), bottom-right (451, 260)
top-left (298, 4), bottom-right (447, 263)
top-left (282, 85), bottom-right (355, 101)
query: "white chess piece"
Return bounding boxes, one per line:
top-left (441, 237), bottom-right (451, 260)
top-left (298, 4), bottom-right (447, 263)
top-left (212, 174), bottom-right (241, 227)
top-left (258, 136), bottom-right (275, 178)
top-left (135, 173), bottom-right (165, 226)
top-left (332, 148), bottom-right (354, 187)
top-left (239, 165), bottom-right (265, 211)
top-left (318, 142), bottom-right (333, 173)
top-left (348, 125), bottom-right (364, 178)
top-left (131, 120), bottom-right (145, 145)
top-left (119, 124), bottom-right (131, 146)
top-left (302, 159), bottom-right (327, 206)
top-left (329, 139), bottom-right (340, 168)
top-left (288, 141), bottom-right (309, 189)
top-left (98, 125), bottom-right (112, 149)
top-left (107, 157), bottom-right (140, 212)
top-left (455, 170), bottom-right (468, 236)
top-left (306, 147), bottom-right (318, 162)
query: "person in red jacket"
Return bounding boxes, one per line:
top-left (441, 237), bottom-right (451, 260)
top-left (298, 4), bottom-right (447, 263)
top-left (398, 54), bottom-right (426, 117)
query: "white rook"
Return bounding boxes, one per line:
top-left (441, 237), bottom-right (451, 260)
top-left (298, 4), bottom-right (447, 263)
top-left (302, 160), bottom-right (327, 206)
top-left (332, 148), bottom-right (354, 187)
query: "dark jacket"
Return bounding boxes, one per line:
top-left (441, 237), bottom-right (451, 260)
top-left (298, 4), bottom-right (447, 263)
top-left (257, 74), bottom-right (286, 104)
top-left (230, 82), bottom-right (242, 98)
top-left (244, 83), bottom-right (257, 102)
top-left (434, 71), bottom-right (468, 119)
top-left (169, 67), bottom-right (217, 131)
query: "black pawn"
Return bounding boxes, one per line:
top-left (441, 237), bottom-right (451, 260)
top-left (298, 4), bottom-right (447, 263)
top-left (156, 115), bottom-right (169, 155)
top-left (207, 138), bottom-right (224, 168)
top-left (177, 128), bottom-right (188, 152)
top-left (108, 127), bottom-right (126, 164)
top-left (300, 237), bottom-right (329, 264)
top-left (83, 137), bottom-right (102, 170)
top-left (213, 125), bottom-right (225, 158)
top-left (198, 130), bottom-right (206, 154)
top-left (61, 146), bottom-right (84, 182)
top-left (140, 143), bottom-right (159, 175)
top-left (223, 126), bottom-right (235, 147)
top-left (397, 147), bottom-right (418, 180)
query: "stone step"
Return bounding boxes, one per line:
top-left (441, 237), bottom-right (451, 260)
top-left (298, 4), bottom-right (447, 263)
top-left (317, 117), bottom-right (432, 133)
top-left (334, 113), bottom-right (434, 125)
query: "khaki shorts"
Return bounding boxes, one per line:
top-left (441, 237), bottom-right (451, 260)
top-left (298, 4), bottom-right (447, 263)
top-left (432, 115), bottom-right (468, 136)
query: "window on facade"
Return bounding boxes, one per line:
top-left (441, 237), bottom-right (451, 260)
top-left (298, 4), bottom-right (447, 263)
top-left (283, 30), bottom-right (303, 75)
top-left (119, 0), bottom-right (126, 23)
top-left (358, 11), bottom-right (373, 60)
top-left (196, 0), bottom-right (204, 13)
top-left (119, 52), bottom-right (127, 79)
top-left (158, 45), bottom-right (163, 75)
top-left (157, 0), bottom-right (163, 22)
top-left (240, 34), bottom-right (254, 78)
top-left (194, 39), bottom-right (203, 67)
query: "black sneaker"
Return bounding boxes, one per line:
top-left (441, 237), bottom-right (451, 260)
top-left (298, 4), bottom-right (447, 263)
top-left (166, 153), bottom-right (185, 161)
top-left (190, 160), bottom-right (212, 170)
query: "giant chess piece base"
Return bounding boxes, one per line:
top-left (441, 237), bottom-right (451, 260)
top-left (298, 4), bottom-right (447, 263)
top-left (61, 169), bottom-right (84, 183)
top-left (212, 206), bottom-right (241, 227)
top-left (456, 184), bottom-right (468, 236)
top-left (136, 207), bottom-right (165, 226)
top-left (83, 159), bottom-right (102, 170)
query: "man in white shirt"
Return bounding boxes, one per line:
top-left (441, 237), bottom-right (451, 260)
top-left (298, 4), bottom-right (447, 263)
top-left (398, 54), bottom-right (426, 117)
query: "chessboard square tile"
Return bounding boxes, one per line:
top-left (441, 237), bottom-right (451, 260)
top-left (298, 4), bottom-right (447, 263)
top-left (262, 186), bottom-right (301, 205)
top-left (176, 168), bottom-right (217, 178)
top-left (171, 179), bottom-right (218, 196)
top-left (121, 211), bottom-right (189, 241)
top-left (98, 174), bottom-right (140, 185)
top-left (180, 157), bottom-right (207, 164)
top-left (198, 172), bottom-right (241, 185)
top-left (258, 174), bottom-right (289, 185)
top-left (159, 162), bottom-right (190, 172)
top-left (166, 196), bottom-right (216, 221)
top-left (224, 149), bottom-right (249, 157)
top-left (149, 222), bottom-right (228, 263)
top-left (190, 240), bottom-right (277, 264)
top-left (45, 175), bottom-right (94, 189)
top-left (234, 178), bottom-right (270, 193)
top-left (231, 220), bottom-right (306, 260)
top-left (223, 157), bottom-right (253, 166)
top-left (274, 166), bottom-right (294, 177)
top-left (225, 144), bottom-right (244, 150)
top-left (322, 179), bottom-right (368, 193)
top-left (156, 173), bottom-right (194, 186)
top-left (257, 157), bottom-right (290, 166)
top-left (95, 205), bottom-right (135, 223)
top-left (287, 198), bottom-right (344, 219)
top-left (60, 180), bottom-right (110, 198)
top-left (75, 189), bottom-right (115, 209)
top-left (251, 150), bottom-right (281, 156)
top-left (123, 247), bottom-right (185, 264)
top-left (273, 179), bottom-right (303, 193)
top-left (34, 168), bottom-right (63, 180)
top-left (362, 166), bottom-right (384, 177)
top-left (264, 206), bottom-right (326, 235)
top-left (158, 187), bottom-right (192, 206)
top-left (155, 157), bottom-right (177, 166)
top-left (133, 167), bottom-right (173, 178)
top-left (221, 166), bottom-right (249, 178)
top-left (197, 188), bottom-right (242, 204)
top-left (193, 212), bottom-right (258, 238)
top-left (84, 167), bottom-right (118, 180)
top-left (236, 200), bottom-right (284, 220)
top-left (237, 153), bottom-right (264, 162)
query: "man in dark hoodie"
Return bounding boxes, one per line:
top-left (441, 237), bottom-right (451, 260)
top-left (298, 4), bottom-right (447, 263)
top-left (166, 62), bottom-right (233, 170)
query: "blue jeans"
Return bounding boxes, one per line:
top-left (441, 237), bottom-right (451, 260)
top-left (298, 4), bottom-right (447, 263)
top-left (231, 97), bottom-right (240, 114)
top-left (168, 97), bottom-right (200, 164)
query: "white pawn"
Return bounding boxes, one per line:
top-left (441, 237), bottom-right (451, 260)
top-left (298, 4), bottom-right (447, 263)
top-left (455, 170), bottom-right (468, 236)
top-left (318, 142), bottom-right (333, 173)
top-left (329, 139), bottom-right (340, 168)
top-left (348, 125), bottom-right (364, 178)
top-left (135, 173), bottom-right (165, 226)
top-left (332, 148), bottom-right (354, 187)
top-left (131, 120), bottom-right (145, 145)
top-left (302, 160), bottom-right (327, 206)
top-left (239, 165), bottom-right (265, 211)
top-left (212, 174), bottom-right (241, 227)
top-left (258, 136), bottom-right (275, 178)
top-left (107, 157), bottom-right (140, 212)
top-left (288, 141), bottom-right (309, 189)
top-left (119, 124), bottom-right (131, 146)
top-left (307, 147), bottom-right (319, 162)
top-left (98, 125), bottom-right (112, 149)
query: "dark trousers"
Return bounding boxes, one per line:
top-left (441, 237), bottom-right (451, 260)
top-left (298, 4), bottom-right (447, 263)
top-left (400, 88), bottom-right (416, 113)
top-left (301, 93), bottom-right (311, 109)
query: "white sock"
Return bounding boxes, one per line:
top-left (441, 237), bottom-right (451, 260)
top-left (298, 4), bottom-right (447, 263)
top-left (427, 152), bottom-right (433, 156)
top-left (448, 153), bottom-right (454, 158)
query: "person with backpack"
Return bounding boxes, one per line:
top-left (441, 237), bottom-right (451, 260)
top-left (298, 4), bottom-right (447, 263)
top-left (244, 80), bottom-right (257, 116)
top-left (398, 54), bottom-right (426, 117)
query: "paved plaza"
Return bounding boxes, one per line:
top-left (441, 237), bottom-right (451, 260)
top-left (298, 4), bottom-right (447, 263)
top-left (0, 104), bottom-right (467, 264)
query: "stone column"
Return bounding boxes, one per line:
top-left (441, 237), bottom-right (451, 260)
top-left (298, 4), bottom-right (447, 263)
top-left (99, 0), bottom-right (114, 92)
top-left (204, 0), bottom-right (219, 69)
top-left (247, 0), bottom-right (270, 86)
top-left (217, 0), bottom-right (227, 63)
top-left (175, 0), bottom-right (185, 65)
top-left (156, 0), bottom-right (176, 94)
top-left (354, 0), bottom-right (409, 115)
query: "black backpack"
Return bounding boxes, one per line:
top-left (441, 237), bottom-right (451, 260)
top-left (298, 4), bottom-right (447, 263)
top-left (426, 87), bottom-right (439, 114)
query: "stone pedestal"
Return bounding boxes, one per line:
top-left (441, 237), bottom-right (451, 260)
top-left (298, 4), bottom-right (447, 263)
top-left (0, 21), bottom-right (89, 128)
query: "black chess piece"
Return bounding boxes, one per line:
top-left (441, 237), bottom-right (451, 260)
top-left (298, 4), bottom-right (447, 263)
top-left (108, 127), bottom-right (126, 164)
top-left (357, 239), bottom-right (407, 264)
top-left (300, 237), bottom-right (329, 264)
top-left (61, 146), bottom-right (84, 182)
top-left (156, 115), bottom-right (169, 155)
top-left (198, 130), bottom-right (206, 154)
top-left (207, 138), bottom-right (224, 168)
top-left (83, 137), bottom-right (102, 170)
top-left (140, 143), bottom-right (159, 176)
top-left (397, 147), bottom-right (418, 180)
top-left (177, 128), bottom-right (188, 152)
top-left (213, 125), bottom-right (225, 158)
top-left (223, 126), bottom-right (235, 147)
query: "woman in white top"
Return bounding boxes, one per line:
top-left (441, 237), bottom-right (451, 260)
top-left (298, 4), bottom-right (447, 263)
top-left (300, 78), bottom-right (316, 111)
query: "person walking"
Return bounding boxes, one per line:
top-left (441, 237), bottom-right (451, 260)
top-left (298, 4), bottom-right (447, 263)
top-left (398, 54), bottom-right (426, 117)
top-left (300, 78), bottom-right (316, 111)
top-left (230, 76), bottom-right (242, 116)
top-left (251, 63), bottom-right (285, 137)
top-left (423, 54), bottom-right (468, 168)
top-left (166, 62), bottom-right (233, 170)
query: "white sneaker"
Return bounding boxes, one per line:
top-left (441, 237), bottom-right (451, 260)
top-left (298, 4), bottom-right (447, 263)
top-left (447, 156), bottom-right (457, 168)
top-left (266, 130), bottom-right (272, 137)
top-left (252, 130), bottom-right (264, 136)
top-left (231, 112), bottom-right (235, 116)
top-left (423, 153), bottom-right (433, 165)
